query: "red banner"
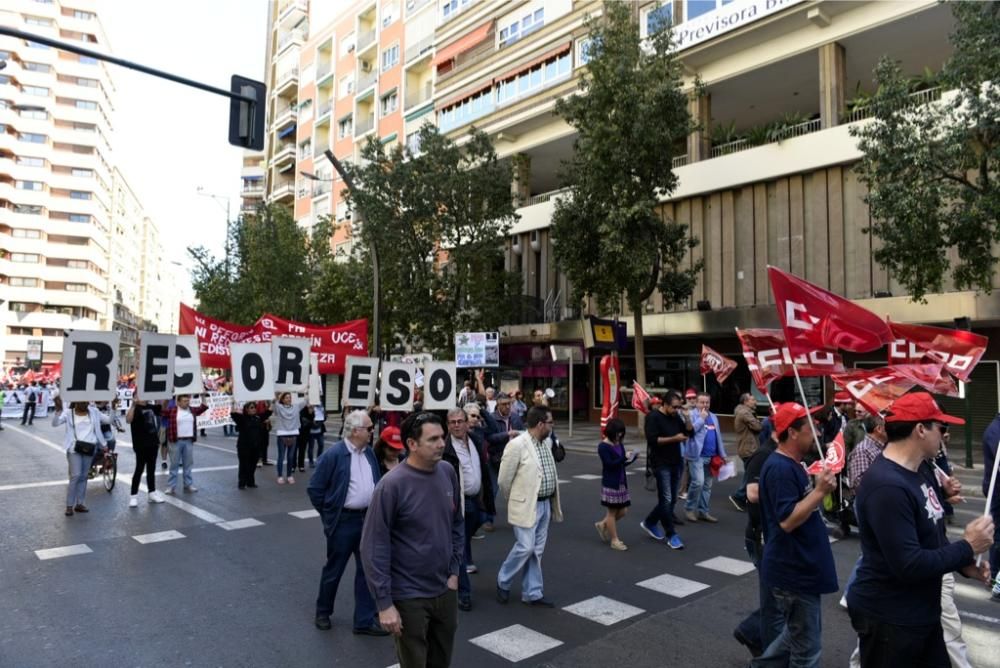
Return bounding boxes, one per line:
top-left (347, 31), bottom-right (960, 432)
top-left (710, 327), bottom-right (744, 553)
top-left (887, 320), bottom-right (987, 386)
top-left (806, 432), bottom-right (846, 475)
top-left (632, 381), bottom-right (651, 415)
top-left (736, 328), bottom-right (846, 393)
top-left (830, 364), bottom-right (944, 415)
top-left (769, 266), bottom-right (892, 355)
top-left (700, 345), bottom-right (738, 384)
top-left (178, 304), bottom-right (368, 375)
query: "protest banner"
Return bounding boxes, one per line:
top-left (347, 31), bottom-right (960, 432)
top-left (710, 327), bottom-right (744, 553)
top-left (173, 335), bottom-right (204, 395)
top-left (190, 392), bottom-right (235, 429)
top-left (735, 328), bottom-right (845, 393)
top-left (137, 333), bottom-right (176, 401)
top-left (699, 345), bottom-right (738, 383)
top-left (60, 330), bottom-right (119, 402)
top-left (423, 362), bottom-right (457, 410)
top-left (380, 362), bottom-right (416, 412)
top-left (343, 356), bottom-right (379, 408)
top-left (230, 343), bottom-right (275, 402)
top-left (454, 332), bottom-right (500, 368)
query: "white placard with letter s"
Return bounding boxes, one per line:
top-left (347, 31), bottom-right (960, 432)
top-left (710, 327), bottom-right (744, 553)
top-left (380, 362), bottom-right (415, 412)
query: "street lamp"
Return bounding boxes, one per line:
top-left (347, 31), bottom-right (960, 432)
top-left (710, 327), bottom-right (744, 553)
top-left (302, 151), bottom-right (381, 359)
top-left (196, 187), bottom-right (234, 277)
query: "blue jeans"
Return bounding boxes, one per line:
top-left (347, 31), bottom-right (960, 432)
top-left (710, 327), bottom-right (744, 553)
top-left (458, 495), bottom-right (483, 602)
top-left (497, 499), bottom-right (550, 602)
top-left (66, 450), bottom-right (95, 506)
top-left (735, 537), bottom-right (765, 652)
top-left (307, 433), bottom-right (324, 465)
top-left (315, 510), bottom-right (377, 629)
top-left (276, 435), bottom-right (297, 477)
top-left (644, 463), bottom-right (683, 537)
top-left (168, 438), bottom-right (194, 490)
top-left (685, 457), bottom-right (714, 515)
top-left (752, 586), bottom-right (823, 668)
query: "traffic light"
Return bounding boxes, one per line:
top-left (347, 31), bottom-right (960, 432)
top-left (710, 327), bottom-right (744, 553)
top-left (228, 75), bottom-right (266, 151)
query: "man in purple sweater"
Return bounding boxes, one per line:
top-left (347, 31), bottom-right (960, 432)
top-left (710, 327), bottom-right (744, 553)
top-left (360, 412), bottom-right (464, 668)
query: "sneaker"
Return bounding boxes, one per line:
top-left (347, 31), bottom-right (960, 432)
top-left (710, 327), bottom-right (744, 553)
top-left (667, 534), bottom-right (685, 550)
top-left (699, 512), bottom-right (719, 523)
top-left (482, 522), bottom-right (495, 533)
top-left (595, 521), bottom-right (610, 543)
top-left (471, 531), bottom-right (486, 540)
top-left (685, 510), bottom-right (699, 523)
top-left (729, 495), bottom-right (747, 512)
top-left (640, 520), bottom-right (665, 541)
top-left (257, 462), bottom-right (263, 469)
top-left (839, 594), bottom-right (848, 609)
top-left (610, 539), bottom-right (628, 551)
top-left (148, 491), bottom-right (166, 504)
top-left (299, 467), bottom-right (306, 472)
top-left (161, 461), bottom-right (167, 470)
top-left (287, 476), bottom-right (296, 484)
top-left (128, 495), bottom-right (139, 508)
top-left (184, 485), bottom-right (198, 493)
top-left (277, 477), bottom-right (286, 485)
top-left (679, 492), bottom-right (688, 500)
top-left (263, 460), bottom-right (274, 466)
top-left (164, 487), bottom-right (176, 495)
top-left (466, 564), bottom-right (478, 574)
top-left (733, 629), bottom-right (763, 658)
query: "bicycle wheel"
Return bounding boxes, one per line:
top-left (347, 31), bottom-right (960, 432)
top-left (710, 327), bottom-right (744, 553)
top-left (103, 453), bottom-right (117, 492)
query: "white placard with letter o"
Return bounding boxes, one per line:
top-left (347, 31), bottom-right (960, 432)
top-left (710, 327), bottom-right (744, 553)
top-left (423, 362), bottom-right (457, 410)
top-left (173, 335), bottom-right (204, 395)
top-left (343, 356), bottom-right (379, 408)
top-left (380, 361), bottom-right (415, 412)
top-left (271, 336), bottom-right (310, 393)
top-left (137, 333), bottom-right (176, 401)
top-left (60, 330), bottom-right (120, 402)
top-left (231, 343), bottom-right (275, 402)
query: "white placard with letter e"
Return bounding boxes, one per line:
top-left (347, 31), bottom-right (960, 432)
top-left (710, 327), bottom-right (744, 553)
top-left (137, 333), bottom-right (176, 401)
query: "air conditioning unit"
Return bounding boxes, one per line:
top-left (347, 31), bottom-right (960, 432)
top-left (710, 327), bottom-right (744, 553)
top-left (348, 44), bottom-right (356, 53)
top-left (361, 61), bottom-right (372, 73)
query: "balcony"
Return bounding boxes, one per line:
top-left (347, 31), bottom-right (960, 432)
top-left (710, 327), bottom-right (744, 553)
top-left (405, 0), bottom-right (434, 17)
top-left (436, 38), bottom-right (495, 83)
top-left (357, 68), bottom-right (377, 93)
top-left (405, 36), bottom-right (434, 65)
top-left (316, 61), bottom-right (333, 82)
top-left (270, 142), bottom-right (296, 168)
top-left (274, 68), bottom-right (299, 97)
top-left (278, 0), bottom-right (308, 28)
top-left (241, 182), bottom-right (264, 198)
top-left (354, 114), bottom-right (375, 137)
top-left (405, 81), bottom-right (433, 110)
top-left (316, 99), bottom-right (333, 119)
top-left (357, 29), bottom-right (376, 54)
top-left (273, 103), bottom-right (297, 132)
top-left (312, 180), bottom-right (332, 197)
top-left (270, 181), bottom-right (295, 203)
top-left (277, 29), bottom-right (306, 55)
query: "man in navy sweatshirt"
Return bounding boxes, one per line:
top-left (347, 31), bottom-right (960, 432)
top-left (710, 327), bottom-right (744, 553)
top-left (848, 393), bottom-right (994, 665)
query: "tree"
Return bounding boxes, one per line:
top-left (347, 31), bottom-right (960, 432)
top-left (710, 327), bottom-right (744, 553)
top-left (851, 2), bottom-right (1000, 301)
top-left (341, 126), bottom-right (522, 356)
top-left (303, 217), bottom-right (373, 326)
top-left (551, 1), bottom-right (701, 388)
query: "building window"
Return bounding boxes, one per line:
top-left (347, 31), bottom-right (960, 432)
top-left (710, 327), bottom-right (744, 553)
top-left (65, 283), bottom-right (87, 292)
top-left (19, 109), bottom-right (48, 120)
top-left (641, 2), bottom-right (673, 37)
top-left (9, 277), bottom-right (40, 287)
top-left (339, 32), bottom-right (356, 57)
top-left (380, 90), bottom-right (399, 117)
top-left (441, 0), bottom-right (472, 22)
top-left (381, 44), bottom-right (399, 72)
top-left (23, 61), bottom-right (51, 72)
top-left (19, 132), bottom-right (47, 143)
top-left (79, 55), bottom-right (97, 64)
top-left (405, 131), bottom-right (422, 155)
top-left (22, 85), bottom-right (49, 96)
top-left (75, 77), bottom-right (99, 88)
top-left (12, 228), bottom-right (42, 239)
top-left (68, 214), bottom-right (90, 222)
top-left (496, 51), bottom-right (571, 107)
top-left (339, 74), bottom-right (355, 98)
top-left (381, 2), bottom-right (399, 27)
top-left (71, 168), bottom-right (93, 177)
top-left (438, 87), bottom-right (494, 132)
top-left (337, 115), bottom-right (353, 139)
top-left (26, 40), bottom-right (50, 49)
top-left (24, 15), bottom-right (54, 26)
top-left (17, 156), bottom-right (45, 167)
top-left (16, 180), bottom-right (43, 190)
top-left (499, 6), bottom-right (544, 47)
top-left (75, 99), bottom-right (98, 110)
top-left (576, 37), bottom-right (595, 66)
top-left (73, 10), bottom-right (96, 20)
top-left (67, 259), bottom-right (88, 268)
top-left (13, 204), bottom-right (43, 215)
top-left (69, 190), bottom-right (91, 200)
top-left (11, 253), bottom-right (41, 263)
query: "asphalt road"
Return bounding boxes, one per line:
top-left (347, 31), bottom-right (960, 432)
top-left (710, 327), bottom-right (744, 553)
top-left (1, 417), bottom-right (998, 668)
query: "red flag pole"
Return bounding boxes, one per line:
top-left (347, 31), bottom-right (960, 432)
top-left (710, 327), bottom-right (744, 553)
top-left (790, 361), bottom-right (826, 461)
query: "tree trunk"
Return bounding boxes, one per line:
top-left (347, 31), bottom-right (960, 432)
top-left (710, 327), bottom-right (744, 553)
top-left (631, 296), bottom-right (647, 439)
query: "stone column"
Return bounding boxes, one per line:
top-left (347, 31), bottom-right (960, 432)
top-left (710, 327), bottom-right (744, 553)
top-left (686, 92), bottom-right (711, 164)
top-left (819, 42), bottom-right (846, 129)
top-left (510, 153), bottom-right (531, 206)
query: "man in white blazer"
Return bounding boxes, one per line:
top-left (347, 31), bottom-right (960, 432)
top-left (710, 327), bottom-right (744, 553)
top-left (496, 405), bottom-right (563, 607)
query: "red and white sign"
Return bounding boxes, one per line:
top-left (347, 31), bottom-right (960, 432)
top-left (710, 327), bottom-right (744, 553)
top-left (887, 320), bottom-right (987, 387)
top-left (700, 345), bottom-right (738, 384)
top-left (830, 364), bottom-right (945, 415)
top-left (178, 304), bottom-right (367, 375)
top-left (806, 432), bottom-right (846, 475)
top-left (769, 266), bottom-right (892, 355)
top-left (736, 328), bottom-right (846, 392)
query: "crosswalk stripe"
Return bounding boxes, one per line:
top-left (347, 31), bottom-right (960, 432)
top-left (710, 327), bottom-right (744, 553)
top-left (573, 474), bottom-right (601, 480)
top-left (562, 595), bottom-right (645, 626)
top-left (469, 624), bottom-right (563, 662)
top-left (696, 556), bottom-right (756, 576)
top-left (133, 530), bottom-right (186, 544)
top-left (636, 573), bottom-right (711, 598)
top-left (35, 544), bottom-right (92, 560)
top-left (217, 517), bottom-right (264, 531)
top-left (289, 509), bottom-right (320, 519)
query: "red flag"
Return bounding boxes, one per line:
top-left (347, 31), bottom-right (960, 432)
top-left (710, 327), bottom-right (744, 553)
top-left (736, 328), bottom-right (846, 393)
top-left (887, 320), bottom-right (987, 385)
top-left (768, 266), bottom-right (892, 355)
top-left (632, 381), bottom-right (651, 414)
top-left (830, 364), bottom-right (944, 415)
top-left (806, 432), bottom-right (846, 475)
top-left (700, 345), bottom-right (738, 384)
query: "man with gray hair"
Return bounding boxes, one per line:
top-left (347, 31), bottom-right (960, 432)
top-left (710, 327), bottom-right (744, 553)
top-left (307, 409), bottom-right (388, 636)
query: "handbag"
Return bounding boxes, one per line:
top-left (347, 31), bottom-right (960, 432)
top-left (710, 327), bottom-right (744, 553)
top-left (550, 434), bottom-right (565, 463)
top-left (74, 440), bottom-right (96, 456)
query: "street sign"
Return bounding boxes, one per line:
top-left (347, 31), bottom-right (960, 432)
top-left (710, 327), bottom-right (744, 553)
top-left (228, 75), bottom-right (266, 151)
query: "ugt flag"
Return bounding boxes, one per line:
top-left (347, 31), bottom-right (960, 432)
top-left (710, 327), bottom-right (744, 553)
top-left (768, 266), bottom-right (892, 355)
top-left (700, 345), bottom-right (738, 384)
top-left (632, 381), bottom-right (651, 415)
top-left (887, 320), bottom-right (987, 385)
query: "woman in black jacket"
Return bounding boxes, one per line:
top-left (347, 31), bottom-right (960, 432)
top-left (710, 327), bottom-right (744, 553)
top-left (231, 402), bottom-right (272, 489)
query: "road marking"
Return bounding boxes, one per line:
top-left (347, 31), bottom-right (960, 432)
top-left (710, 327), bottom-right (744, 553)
top-left (7, 425), bottom-right (66, 454)
top-left (557, 479), bottom-right (571, 484)
top-left (562, 595), bottom-right (645, 626)
top-left (35, 544), bottom-right (93, 560)
top-left (469, 624), bottom-right (562, 662)
top-left (636, 573), bottom-right (711, 598)
top-left (0, 465), bottom-right (239, 493)
top-left (138, 484), bottom-right (225, 524)
top-left (573, 474), bottom-right (601, 480)
top-left (289, 509), bottom-right (320, 519)
top-left (217, 517), bottom-right (264, 531)
top-left (961, 611), bottom-right (1000, 624)
top-left (133, 530), bottom-right (186, 545)
top-left (696, 556), bottom-right (756, 576)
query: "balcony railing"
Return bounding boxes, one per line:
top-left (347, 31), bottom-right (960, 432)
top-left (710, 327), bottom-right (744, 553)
top-left (518, 187), bottom-right (570, 207)
top-left (271, 182), bottom-right (294, 200)
top-left (710, 118), bottom-right (822, 159)
top-left (278, 0), bottom-right (307, 21)
top-left (317, 100), bottom-right (333, 118)
top-left (437, 38), bottom-right (495, 82)
top-left (357, 68), bottom-right (377, 92)
top-left (277, 29), bottom-right (305, 53)
top-left (405, 36), bottom-right (434, 64)
top-left (274, 68), bottom-right (299, 92)
top-left (316, 61), bottom-right (332, 80)
top-left (844, 86), bottom-right (943, 124)
top-left (355, 115), bottom-right (375, 136)
top-left (312, 180), bottom-right (332, 197)
top-left (357, 29), bottom-right (376, 52)
top-left (671, 155), bottom-right (688, 168)
top-left (405, 81), bottom-right (433, 109)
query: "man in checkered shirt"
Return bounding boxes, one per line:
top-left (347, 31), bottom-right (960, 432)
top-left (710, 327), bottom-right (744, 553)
top-left (846, 415), bottom-right (887, 493)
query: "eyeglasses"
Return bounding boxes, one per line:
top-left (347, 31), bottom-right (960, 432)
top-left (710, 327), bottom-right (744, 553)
top-left (356, 425), bottom-right (374, 432)
top-left (467, 413), bottom-right (480, 419)
top-left (447, 419), bottom-right (467, 425)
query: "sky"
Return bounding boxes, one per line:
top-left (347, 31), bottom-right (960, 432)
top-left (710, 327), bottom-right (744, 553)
top-left (95, 0), bottom-right (269, 272)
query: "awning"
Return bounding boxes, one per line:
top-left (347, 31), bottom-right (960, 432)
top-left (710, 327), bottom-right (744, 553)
top-left (494, 41), bottom-right (572, 84)
top-left (436, 80), bottom-right (493, 111)
top-left (432, 20), bottom-right (493, 66)
top-left (277, 123), bottom-right (297, 138)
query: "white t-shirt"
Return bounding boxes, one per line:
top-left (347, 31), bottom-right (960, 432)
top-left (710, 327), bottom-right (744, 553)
top-left (176, 408), bottom-right (195, 439)
top-left (73, 415), bottom-right (93, 442)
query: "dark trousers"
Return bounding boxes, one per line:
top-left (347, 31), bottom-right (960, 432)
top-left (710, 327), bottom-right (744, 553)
top-left (848, 608), bottom-right (949, 667)
top-left (394, 591), bottom-right (458, 668)
top-left (458, 495), bottom-right (483, 603)
top-left (306, 433), bottom-right (324, 465)
top-left (644, 463), bottom-right (683, 538)
top-left (296, 432), bottom-right (309, 469)
top-left (732, 455), bottom-right (751, 504)
top-left (735, 535), bottom-right (765, 653)
top-left (990, 508), bottom-right (1000, 582)
top-left (237, 443), bottom-right (257, 487)
top-left (258, 434), bottom-right (270, 464)
top-left (315, 510), bottom-right (377, 629)
top-left (21, 402), bottom-right (35, 425)
top-left (130, 444), bottom-right (158, 495)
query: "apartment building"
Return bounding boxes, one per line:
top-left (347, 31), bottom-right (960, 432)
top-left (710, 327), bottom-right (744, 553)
top-left (239, 150), bottom-right (266, 216)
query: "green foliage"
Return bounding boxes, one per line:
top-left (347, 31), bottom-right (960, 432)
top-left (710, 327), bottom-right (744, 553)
top-left (342, 126), bottom-right (522, 356)
top-left (851, 2), bottom-right (1000, 301)
top-left (552, 0), bottom-right (701, 317)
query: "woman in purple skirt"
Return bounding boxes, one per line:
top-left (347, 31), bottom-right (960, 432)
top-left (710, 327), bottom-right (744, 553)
top-left (596, 418), bottom-right (639, 550)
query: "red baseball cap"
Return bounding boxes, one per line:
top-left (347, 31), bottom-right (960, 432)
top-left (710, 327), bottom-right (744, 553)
top-left (380, 426), bottom-right (404, 449)
top-left (884, 392), bottom-right (964, 425)
top-left (833, 391), bottom-right (852, 403)
top-left (649, 397), bottom-right (663, 406)
top-left (773, 402), bottom-right (824, 434)
top-left (685, 388), bottom-right (698, 399)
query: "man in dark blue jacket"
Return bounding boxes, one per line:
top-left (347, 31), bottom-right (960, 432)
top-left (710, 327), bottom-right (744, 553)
top-left (983, 414), bottom-right (1000, 601)
top-left (307, 408), bottom-right (389, 636)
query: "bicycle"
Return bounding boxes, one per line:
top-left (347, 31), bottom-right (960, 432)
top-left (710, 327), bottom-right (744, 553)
top-left (88, 449), bottom-right (118, 492)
